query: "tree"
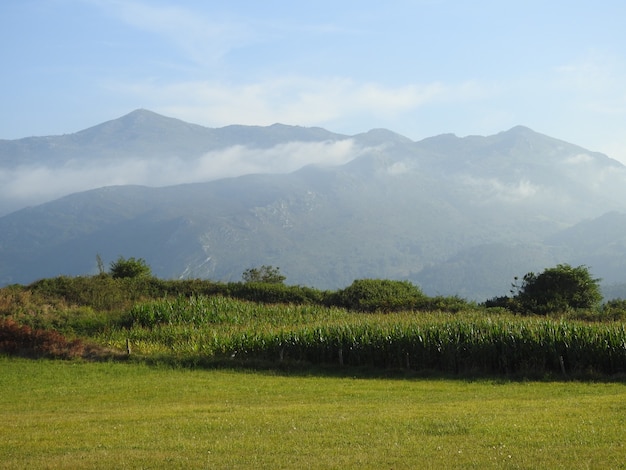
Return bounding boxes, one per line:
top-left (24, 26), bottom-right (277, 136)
top-left (516, 264), bottom-right (602, 314)
top-left (109, 256), bottom-right (152, 279)
top-left (242, 265), bottom-right (286, 284)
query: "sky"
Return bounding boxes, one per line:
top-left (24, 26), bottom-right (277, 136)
top-left (2, 0), bottom-right (626, 165)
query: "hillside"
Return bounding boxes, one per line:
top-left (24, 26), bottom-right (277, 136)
top-left (2, 110), bottom-right (626, 300)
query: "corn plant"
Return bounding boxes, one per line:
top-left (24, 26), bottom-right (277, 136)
top-left (99, 296), bottom-right (626, 376)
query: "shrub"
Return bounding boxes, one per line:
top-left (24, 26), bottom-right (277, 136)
top-left (517, 264), bottom-right (602, 315)
top-left (242, 265), bottom-right (286, 284)
top-left (484, 295), bottom-right (522, 312)
top-left (599, 299), bottom-right (626, 321)
top-left (225, 282), bottom-right (326, 305)
top-left (0, 318), bottom-right (84, 359)
top-left (335, 279), bottom-right (426, 312)
top-left (110, 256), bottom-right (152, 279)
top-left (419, 295), bottom-right (473, 313)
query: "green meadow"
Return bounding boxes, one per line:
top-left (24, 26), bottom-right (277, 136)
top-left (1, 357), bottom-right (625, 469)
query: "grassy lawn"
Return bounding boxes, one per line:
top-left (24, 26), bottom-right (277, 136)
top-left (1, 358), bottom-right (625, 469)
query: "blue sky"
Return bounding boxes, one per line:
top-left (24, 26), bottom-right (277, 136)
top-left (2, 0), bottom-right (626, 163)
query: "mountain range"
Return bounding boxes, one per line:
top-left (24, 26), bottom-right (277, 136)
top-left (2, 109), bottom-right (626, 300)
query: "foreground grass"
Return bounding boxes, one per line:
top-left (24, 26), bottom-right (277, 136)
top-left (1, 358), bottom-right (625, 469)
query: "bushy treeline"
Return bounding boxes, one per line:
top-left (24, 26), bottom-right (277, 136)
top-left (4, 265), bottom-right (626, 324)
top-left (18, 275), bottom-right (472, 314)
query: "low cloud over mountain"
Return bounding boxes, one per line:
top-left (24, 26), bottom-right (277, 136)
top-left (2, 110), bottom-right (626, 300)
top-left (0, 110), bottom-right (368, 215)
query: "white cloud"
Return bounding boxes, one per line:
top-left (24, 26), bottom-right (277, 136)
top-left (562, 157), bottom-right (626, 193)
top-left (387, 161), bottom-right (410, 176)
top-left (0, 140), bottom-right (365, 215)
top-left (90, 0), bottom-right (254, 65)
top-left (460, 176), bottom-right (540, 203)
top-left (553, 51), bottom-right (626, 119)
top-left (564, 154), bottom-right (594, 165)
top-left (194, 139), bottom-right (361, 178)
top-left (555, 52), bottom-right (619, 94)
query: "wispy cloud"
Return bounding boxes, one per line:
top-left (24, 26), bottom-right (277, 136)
top-left (89, 0), bottom-right (254, 65)
top-left (0, 140), bottom-right (364, 215)
top-left (553, 51), bottom-right (626, 117)
top-left (555, 51), bottom-right (620, 93)
top-left (460, 176), bottom-right (541, 203)
top-left (549, 53), bottom-right (626, 163)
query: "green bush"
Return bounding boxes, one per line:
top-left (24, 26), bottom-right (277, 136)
top-left (517, 264), bottom-right (602, 315)
top-left (335, 279), bottom-right (426, 312)
top-left (486, 265), bottom-right (603, 316)
top-left (225, 282), bottom-right (327, 305)
top-left (110, 257), bottom-right (152, 279)
top-left (419, 295), bottom-right (473, 313)
top-left (484, 295), bottom-right (522, 312)
top-left (599, 299), bottom-right (626, 321)
top-left (242, 265), bottom-right (286, 284)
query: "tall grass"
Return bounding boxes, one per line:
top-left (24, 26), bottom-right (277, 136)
top-left (100, 296), bottom-right (626, 377)
top-left (218, 316), bottom-right (626, 375)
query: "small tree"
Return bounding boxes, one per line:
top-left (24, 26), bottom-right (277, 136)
top-left (517, 264), bottom-right (602, 314)
top-left (109, 256), bottom-right (152, 279)
top-left (242, 265), bottom-right (286, 284)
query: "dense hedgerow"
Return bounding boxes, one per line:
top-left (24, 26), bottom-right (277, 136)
top-left (26, 276), bottom-right (329, 311)
top-left (223, 282), bottom-right (328, 305)
top-left (23, 275), bottom-right (473, 313)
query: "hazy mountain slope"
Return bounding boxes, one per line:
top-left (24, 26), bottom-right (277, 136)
top-left (0, 110), bottom-right (351, 215)
top-left (412, 243), bottom-right (561, 301)
top-left (0, 109), bottom-right (347, 167)
top-left (412, 210), bottom-right (626, 300)
top-left (545, 211), bottom-right (626, 284)
top-left (2, 111), bottom-right (626, 299)
top-left (0, 164), bottom-right (471, 287)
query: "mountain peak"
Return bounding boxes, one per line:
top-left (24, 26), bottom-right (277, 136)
top-left (504, 125), bottom-right (535, 134)
top-left (74, 109), bottom-right (208, 145)
top-left (105, 108), bottom-right (192, 129)
top-left (354, 128), bottom-right (414, 146)
top-left (120, 108), bottom-right (166, 121)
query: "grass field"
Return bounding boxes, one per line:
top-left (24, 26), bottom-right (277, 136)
top-left (1, 357), bottom-right (625, 469)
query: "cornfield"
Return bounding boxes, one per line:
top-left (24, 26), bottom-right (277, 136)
top-left (104, 295), bottom-right (626, 376)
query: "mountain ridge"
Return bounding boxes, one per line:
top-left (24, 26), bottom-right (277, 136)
top-left (1, 110), bottom-right (626, 299)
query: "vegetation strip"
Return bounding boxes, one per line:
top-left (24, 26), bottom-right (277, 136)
top-left (2, 270), bottom-right (626, 377)
top-left (111, 298), bottom-right (626, 376)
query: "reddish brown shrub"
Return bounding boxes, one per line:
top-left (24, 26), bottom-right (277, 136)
top-left (0, 318), bottom-right (84, 359)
